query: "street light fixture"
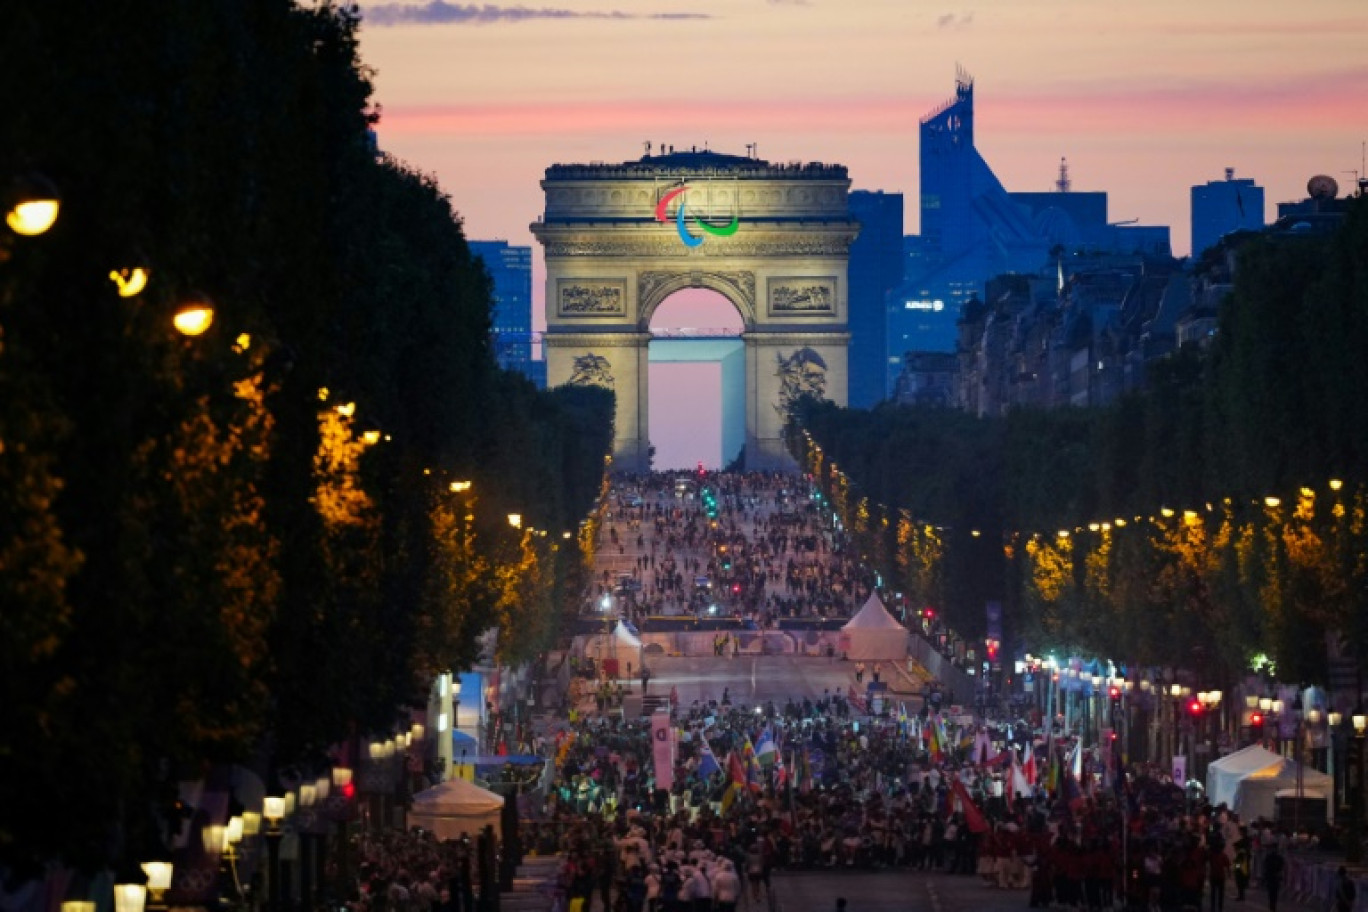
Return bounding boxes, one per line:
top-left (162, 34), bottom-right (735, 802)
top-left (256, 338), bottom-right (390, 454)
top-left (109, 266), bottom-right (150, 298)
top-left (173, 298), bottom-right (214, 336)
top-left (140, 862), bottom-right (173, 907)
top-left (4, 173), bottom-right (60, 236)
top-left (112, 884), bottom-right (147, 912)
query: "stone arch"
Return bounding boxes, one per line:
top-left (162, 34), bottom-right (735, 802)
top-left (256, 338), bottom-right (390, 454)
top-left (531, 151), bottom-right (858, 472)
top-left (636, 270), bottom-right (757, 331)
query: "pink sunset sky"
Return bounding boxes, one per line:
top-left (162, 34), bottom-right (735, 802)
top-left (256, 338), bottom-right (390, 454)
top-left (354, 0), bottom-right (1367, 466)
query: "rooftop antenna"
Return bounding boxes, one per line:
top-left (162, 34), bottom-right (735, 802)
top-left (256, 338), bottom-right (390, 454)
top-left (1055, 157), bottom-right (1071, 193)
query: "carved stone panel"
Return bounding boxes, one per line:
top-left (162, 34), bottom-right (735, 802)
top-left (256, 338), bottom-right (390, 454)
top-left (567, 353), bottom-right (615, 388)
top-left (767, 277), bottom-right (837, 316)
top-left (774, 347), bottom-right (829, 418)
top-left (557, 279), bottom-right (627, 317)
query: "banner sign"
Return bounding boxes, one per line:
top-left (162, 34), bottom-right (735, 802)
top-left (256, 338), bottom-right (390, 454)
top-left (652, 710), bottom-right (675, 791)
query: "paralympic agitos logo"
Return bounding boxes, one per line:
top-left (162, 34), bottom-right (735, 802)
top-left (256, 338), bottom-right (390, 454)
top-left (654, 184), bottom-right (740, 248)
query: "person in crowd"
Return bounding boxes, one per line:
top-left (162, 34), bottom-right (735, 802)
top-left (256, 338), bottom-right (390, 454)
top-left (1262, 843), bottom-right (1285, 912)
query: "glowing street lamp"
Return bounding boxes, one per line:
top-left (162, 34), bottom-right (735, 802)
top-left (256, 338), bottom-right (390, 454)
top-left (173, 298), bottom-right (214, 336)
top-left (4, 174), bottom-right (60, 236)
top-left (109, 267), bottom-right (150, 298)
top-left (507, 513), bottom-right (522, 529)
top-left (141, 862), bottom-right (174, 906)
top-left (112, 884), bottom-right (146, 912)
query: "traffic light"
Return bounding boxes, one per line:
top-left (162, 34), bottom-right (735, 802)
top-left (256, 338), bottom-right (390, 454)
top-left (1108, 685), bottom-right (1121, 702)
top-left (1188, 698), bottom-right (1203, 716)
top-left (1249, 712), bottom-right (1264, 739)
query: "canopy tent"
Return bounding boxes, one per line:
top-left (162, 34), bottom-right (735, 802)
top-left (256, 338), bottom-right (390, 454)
top-left (582, 620), bottom-right (644, 662)
top-left (407, 777), bottom-right (505, 840)
top-left (1206, 744), bottom-right (1332, 823)
top-left (838, 594), bottom-right (908, 661)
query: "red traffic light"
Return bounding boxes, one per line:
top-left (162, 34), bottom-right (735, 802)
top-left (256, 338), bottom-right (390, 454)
top-left (1250, 713), bottom-right (1263, 726)
top-left (1188, 699), bottom-right (1203, 715)
top-left (1108, 686), bottom-right (1121, 700)
top-left (342, 782), bottom-right (356, 800)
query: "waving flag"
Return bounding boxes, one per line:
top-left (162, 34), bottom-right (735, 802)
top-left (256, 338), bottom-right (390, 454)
top-left (926, 715), bottom-right (942, 761)
top-left (741, 735), bottom-right (762, 787)
top-left (1023, 747), bottom-right (1037, 786)
top-left (755, 727), bottom-right (777, 768)
top-left (698, 738), bottom-right (722, 780)
top-left (948, 778), bottom-right (990, 834)
top-left (1010, 748), bottom-right (1033, 799)
top-left (727, 749), bottom-right (747, 786)
top-left (972, 729), bottom-right (1000, 765)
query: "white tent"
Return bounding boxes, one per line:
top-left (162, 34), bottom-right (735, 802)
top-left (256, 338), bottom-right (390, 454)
top-left (839, 594), bottom-right (909, 661)
top-left (407, 777), bottom-right (505, 840)
top-left (583, 621), bottom-right (644, 663)
top-left (1206, 744), bottom-right (1332, 823)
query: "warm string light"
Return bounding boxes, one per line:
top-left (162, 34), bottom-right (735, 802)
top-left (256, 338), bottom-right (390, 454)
top-left (805, 427), bottom-right (1355, 543)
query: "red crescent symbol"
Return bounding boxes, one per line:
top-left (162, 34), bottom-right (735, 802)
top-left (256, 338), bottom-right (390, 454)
top-left (655, 186), bottom-right (689, 222)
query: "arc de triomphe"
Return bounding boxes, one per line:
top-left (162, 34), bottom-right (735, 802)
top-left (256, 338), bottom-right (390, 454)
top-left (530, 149), bottom-right (858, 472)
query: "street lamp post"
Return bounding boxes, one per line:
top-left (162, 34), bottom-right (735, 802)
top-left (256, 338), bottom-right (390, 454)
top-left (1349, 713), bottom-right (1366, 863)
top-left (263, 796), bottom-right (285, 912)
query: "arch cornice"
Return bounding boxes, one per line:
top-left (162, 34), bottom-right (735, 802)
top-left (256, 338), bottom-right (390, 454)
top-left (637, 270), bottom-right (756, 331)
top-left (543, 332), bottom-right (652, 348)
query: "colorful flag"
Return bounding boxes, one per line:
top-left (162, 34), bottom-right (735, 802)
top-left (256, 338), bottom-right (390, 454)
top-left (741, 735), bottom-right (762, 787)
top-left (1009, 748), bottom-right (1033, 799)
top-left (720, 781), bottom-right (743, 813)
top-left (1023, 747), bottom-right (1037, 786)
top-left (698, 737), bottom-right (722, 780)
top-left (755, 727), bottom-right (777, 768)
top-left (948, 778), bottom-right (990, 834)
top-left (727, 749), bottom-right (746, 786)
top-left (972, 729), bottom-right (1000, 765)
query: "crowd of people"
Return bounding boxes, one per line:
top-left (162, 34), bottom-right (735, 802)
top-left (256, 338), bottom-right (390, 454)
top-left (331, 471), bottom-right (1360, 912)
top-left (596, 472), bottom-right (868, 624)
top-left (507, 691), bottom-right (1355, 912)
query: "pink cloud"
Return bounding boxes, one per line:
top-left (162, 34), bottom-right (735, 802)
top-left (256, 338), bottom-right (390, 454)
top-left (378, 96), bottom-right (923, 136)
top-left (378, 69), bottom-right (1368, 139)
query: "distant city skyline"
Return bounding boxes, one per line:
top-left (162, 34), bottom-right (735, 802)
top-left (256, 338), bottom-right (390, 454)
top-left (356, 0), bottom-right (1366, 460)
top-left (358, 0), bottom-right (1366, 298)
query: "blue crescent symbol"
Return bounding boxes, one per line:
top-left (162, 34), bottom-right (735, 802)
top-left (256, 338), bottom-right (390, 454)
top-left (676, 196), bottom-right (704, 248)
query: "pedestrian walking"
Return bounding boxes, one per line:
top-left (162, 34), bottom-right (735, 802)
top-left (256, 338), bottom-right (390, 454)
top-left (1207, 841), bottom-right (1229, 912)
top-left (1262, 844), bottom-right (1285, 912)
top-left (1335, 866), bottom-right (1357, 912)
top-left (1232, 829), bottom-right (1251, 902)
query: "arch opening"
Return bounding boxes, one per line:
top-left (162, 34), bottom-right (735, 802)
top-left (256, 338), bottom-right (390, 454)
top-left (648, 289), bottom-right (746, 470)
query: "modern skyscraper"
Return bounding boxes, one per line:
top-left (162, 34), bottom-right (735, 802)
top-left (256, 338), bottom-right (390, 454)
top-left (468, 240), bottom-right (534, 377)
top-left (847, 190), bottom-right (904, 407)
top-left (909, 69), bottom-right (1048, 316)
top-left (1190, 168), bottom-right (1264, 259)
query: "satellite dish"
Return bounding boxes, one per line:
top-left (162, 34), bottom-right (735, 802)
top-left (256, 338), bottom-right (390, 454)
top-left (1307, 174), bottom-right (1339, 200)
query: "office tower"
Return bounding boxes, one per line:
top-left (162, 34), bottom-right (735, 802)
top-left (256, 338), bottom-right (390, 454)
top-left (1191, 168), bottom-right (1264, 258)
top-left (847, 190), bottom-right (905, 407)
top-left (909, 69), bottom-right (1048, 317)
top-left (468, 240), bottom-right (533, 377)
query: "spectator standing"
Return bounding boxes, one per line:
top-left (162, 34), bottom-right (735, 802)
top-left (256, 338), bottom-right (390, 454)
top-left (1262, 844), bottom-right (1285, 912)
